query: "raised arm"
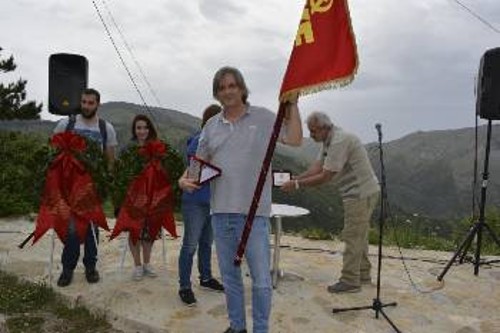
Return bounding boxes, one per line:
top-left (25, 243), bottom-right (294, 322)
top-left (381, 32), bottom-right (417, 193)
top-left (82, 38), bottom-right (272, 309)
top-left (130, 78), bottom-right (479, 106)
top-left (281, 100), bottom-right (303, 147)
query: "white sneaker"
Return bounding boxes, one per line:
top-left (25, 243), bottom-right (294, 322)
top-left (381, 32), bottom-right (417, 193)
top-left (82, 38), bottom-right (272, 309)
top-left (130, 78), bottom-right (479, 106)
top-left (143, 264), bottom-right (157, 278)
top-left (132, 266), bottom-right (143, 281)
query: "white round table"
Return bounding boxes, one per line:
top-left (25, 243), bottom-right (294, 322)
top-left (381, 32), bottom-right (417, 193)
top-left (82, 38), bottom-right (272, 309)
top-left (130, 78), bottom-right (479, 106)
top-left (271, 204), bottom-right (310, 288)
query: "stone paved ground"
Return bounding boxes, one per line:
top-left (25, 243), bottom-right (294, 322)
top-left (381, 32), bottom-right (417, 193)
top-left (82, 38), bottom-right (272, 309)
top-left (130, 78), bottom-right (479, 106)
top-left (1, 218), bottom-right (499, 333)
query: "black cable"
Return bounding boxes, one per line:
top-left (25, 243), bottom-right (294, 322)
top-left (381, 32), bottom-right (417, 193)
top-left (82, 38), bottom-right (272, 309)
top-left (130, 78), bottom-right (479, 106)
top-left (374, 132), bottom-right (447, 294)
top-left (100, 0), bottom-right (164, 108)
top-left (450, 0), bottom-right (500, 34)
top-left (275, 244), bottom-right (489, 267)
top-left (383, 199), bottom-right (449, 293)
top-left (91, 0), bottom-right (152, 115)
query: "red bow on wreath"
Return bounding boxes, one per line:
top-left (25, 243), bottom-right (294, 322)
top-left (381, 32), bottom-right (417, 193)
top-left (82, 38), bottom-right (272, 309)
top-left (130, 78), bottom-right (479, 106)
top-left (33, 132), bottom-right (109, 245)
top-left (110, 140), bottom-right (177, 244)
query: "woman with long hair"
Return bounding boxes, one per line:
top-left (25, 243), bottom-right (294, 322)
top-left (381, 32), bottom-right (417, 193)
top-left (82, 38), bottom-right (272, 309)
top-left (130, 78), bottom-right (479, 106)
top-left (128, 114), bottom-right (159, 280)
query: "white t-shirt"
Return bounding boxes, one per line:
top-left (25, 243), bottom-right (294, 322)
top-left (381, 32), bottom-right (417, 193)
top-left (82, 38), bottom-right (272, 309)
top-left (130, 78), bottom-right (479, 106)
top-left (53, 114), bottom-right (118, 149)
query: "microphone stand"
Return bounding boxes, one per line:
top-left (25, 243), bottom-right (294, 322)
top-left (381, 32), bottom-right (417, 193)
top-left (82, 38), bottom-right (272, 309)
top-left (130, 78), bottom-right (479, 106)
top-left (332, 123), bottom-right (401, 333)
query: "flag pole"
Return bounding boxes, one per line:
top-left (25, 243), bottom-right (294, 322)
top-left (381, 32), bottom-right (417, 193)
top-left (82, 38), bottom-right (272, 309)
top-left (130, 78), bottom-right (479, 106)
top-left (233, 102), bottom-right (287, 265)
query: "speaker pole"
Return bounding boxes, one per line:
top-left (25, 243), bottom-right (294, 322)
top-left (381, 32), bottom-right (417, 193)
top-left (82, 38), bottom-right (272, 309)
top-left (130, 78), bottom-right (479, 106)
top-left (437, 120), bottom-right (500, 281)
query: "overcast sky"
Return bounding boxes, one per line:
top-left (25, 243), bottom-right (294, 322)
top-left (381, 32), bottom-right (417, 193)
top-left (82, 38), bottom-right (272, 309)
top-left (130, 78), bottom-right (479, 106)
top-left (1, 0), bottom-right (499, 142)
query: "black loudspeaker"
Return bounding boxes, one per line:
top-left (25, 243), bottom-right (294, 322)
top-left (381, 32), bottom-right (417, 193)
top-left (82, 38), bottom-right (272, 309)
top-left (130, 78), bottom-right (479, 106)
top-left (48, 53), bottom-right (88, 115)
top-left (476, 47), bottom-right (500, 120)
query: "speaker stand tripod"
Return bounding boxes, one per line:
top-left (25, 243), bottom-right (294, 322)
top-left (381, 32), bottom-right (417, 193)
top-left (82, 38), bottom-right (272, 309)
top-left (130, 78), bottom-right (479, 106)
top-left (332, 124), bottom-right (401, 333)
top-left (438, 120), bottom-right (500, 281)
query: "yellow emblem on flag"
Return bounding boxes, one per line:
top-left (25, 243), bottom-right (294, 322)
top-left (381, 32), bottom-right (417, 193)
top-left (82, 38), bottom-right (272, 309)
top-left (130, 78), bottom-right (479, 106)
top-left (295, 0), bottom-right (335, 47)
top-left (310, 0), bottom-right (334, 14)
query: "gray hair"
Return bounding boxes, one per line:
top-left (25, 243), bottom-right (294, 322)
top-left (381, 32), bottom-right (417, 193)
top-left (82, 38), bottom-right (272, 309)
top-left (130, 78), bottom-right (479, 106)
top-left (212, 66), bottom-right (249, 104)
top-left (306, 111), bottom-right (333, 129)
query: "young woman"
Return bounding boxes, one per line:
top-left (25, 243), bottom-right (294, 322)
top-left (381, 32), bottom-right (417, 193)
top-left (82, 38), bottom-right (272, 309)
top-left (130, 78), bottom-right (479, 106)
top-left (130, 114), bottom-right (159, 280)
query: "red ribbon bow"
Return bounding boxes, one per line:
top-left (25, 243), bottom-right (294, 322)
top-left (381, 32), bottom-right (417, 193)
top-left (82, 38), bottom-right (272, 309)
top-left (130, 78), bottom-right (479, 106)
top-left (111, 140), bottom-right (177, 244)
top-left (33, 132), bottom-right (109, 245)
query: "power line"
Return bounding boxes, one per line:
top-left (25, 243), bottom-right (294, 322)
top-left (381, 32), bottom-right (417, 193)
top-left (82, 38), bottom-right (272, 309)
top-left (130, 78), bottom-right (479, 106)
top-left (100, 0), bottom-right (164, 108)
top-left (91, 0), bottom-right (153, 115)
top-left (451, 0), bottom-right (500, 34)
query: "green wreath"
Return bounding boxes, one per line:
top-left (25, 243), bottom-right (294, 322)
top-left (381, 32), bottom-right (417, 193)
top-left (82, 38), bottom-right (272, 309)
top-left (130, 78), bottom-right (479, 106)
top-left (76, 136), bottom-right (111, 201)
top-left (112, 140), bottom-right (185, 212)
top-left (34, 134), bottom-right (110, 207)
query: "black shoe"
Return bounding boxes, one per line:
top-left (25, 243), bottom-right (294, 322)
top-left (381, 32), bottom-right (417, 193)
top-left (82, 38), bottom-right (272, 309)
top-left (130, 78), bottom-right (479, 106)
top-left (200, 278), bottom-right (224, 292)
top-left (85, 268), bottom-right (100, 284)
top-left (223, 327), bottom-right (247, 333)
top-left (57, 270), bottom-right (73, 287)
top-left (179, 288), bottom-right (197, 306)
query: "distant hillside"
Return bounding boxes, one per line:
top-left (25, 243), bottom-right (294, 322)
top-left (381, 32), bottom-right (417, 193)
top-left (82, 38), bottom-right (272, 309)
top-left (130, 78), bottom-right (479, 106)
top-left (279, 124), bottom-right (500, 220)
top-left (2, 102), bottom-right (499, 230)
top-left (0, 102), bottom-right (200, 156)
top-left (369, 126), bottom-right (500, 219)
top-left (98, 102), bottom-right (201, 151)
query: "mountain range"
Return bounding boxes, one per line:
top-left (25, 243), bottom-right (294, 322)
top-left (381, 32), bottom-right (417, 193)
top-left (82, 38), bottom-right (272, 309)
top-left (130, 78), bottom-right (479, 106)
top-left (2, 102), bottom-right (499, 232)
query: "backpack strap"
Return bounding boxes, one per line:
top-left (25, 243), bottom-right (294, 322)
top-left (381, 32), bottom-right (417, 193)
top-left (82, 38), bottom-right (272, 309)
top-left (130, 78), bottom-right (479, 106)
top-left (65, 115), bottom-right (108, 150)
top-left (98, 118), bottom-right (108, 150)
top-left (65, 115), bottom-right (76, 132)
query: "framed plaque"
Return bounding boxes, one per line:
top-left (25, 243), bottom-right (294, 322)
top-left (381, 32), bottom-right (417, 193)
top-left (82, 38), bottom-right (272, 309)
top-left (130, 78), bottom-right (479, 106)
top-left (188, 155), bottom-right (221, 185)
top-left (272, 170), bottom-right (292, 187)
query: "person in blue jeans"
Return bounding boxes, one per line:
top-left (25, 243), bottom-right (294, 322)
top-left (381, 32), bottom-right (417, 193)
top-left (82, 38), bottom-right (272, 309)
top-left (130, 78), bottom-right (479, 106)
top-left (178, 104), bottom-right (224, 306)
top-left (52, 88), bottom-right (118, 287)
top-left (179, 67), bottom-right (302, 333)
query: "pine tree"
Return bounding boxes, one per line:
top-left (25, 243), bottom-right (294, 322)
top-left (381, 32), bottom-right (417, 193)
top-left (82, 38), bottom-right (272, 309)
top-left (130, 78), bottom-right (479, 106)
top-left (0, 47), bottom-right (42, 120)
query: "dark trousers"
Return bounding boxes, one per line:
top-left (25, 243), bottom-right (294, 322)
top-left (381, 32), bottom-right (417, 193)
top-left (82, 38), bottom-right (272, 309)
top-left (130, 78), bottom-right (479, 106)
top-left (61, 221), bottom-right (99, 272)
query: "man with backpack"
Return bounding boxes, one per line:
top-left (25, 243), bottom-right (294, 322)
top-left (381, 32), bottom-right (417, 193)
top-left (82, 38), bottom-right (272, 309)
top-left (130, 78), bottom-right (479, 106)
top-left (53, 88), bottom-right (118, 287)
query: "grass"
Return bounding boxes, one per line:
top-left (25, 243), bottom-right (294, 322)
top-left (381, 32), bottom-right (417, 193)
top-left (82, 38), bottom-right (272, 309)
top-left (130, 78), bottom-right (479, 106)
top-left (0, 270), bottom-right (120, 333)
top-left (299, 224), bottom-right (500, 256)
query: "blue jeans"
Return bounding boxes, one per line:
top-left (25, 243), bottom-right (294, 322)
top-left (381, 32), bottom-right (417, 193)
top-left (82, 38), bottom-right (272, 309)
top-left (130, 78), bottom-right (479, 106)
top-left (61, 220), bottom-right (99, 272)
top-left (212, 213), bottom-right (272, 333)
top-left (178, 201), bottom-right (214, 289)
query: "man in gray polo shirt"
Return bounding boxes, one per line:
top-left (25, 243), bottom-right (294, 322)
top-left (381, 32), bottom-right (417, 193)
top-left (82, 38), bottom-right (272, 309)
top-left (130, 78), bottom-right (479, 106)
top-left (179, 66), bottom-right (302, 333)
top-left (282, 111), bottom-right (380, 294)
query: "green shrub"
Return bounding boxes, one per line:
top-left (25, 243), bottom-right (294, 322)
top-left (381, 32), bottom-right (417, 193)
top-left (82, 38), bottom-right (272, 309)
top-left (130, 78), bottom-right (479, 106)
top-left (0, 131), bottom-right (49, 216)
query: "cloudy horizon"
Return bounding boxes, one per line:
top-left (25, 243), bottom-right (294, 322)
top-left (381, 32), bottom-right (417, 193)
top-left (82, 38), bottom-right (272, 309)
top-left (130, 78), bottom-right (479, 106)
top-left (1, 0), bottom-right (499, 143)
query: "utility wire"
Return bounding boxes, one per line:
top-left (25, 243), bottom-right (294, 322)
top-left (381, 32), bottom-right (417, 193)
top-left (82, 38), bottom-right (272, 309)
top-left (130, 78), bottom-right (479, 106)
top-left (100, 0), bottom-right (164, 108)
top-left (451, 0), bottom-right (500, 34)
top-left (91, 0), bottom-right (152, 115)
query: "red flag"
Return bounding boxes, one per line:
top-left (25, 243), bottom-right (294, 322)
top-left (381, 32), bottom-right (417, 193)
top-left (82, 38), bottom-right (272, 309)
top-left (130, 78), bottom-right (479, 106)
top-left (280, 0), bottom-right (358, 101)
top-left (234, 1), bottom-right (359, 265)
top-left (110, 140), bottom-right (177, 244)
